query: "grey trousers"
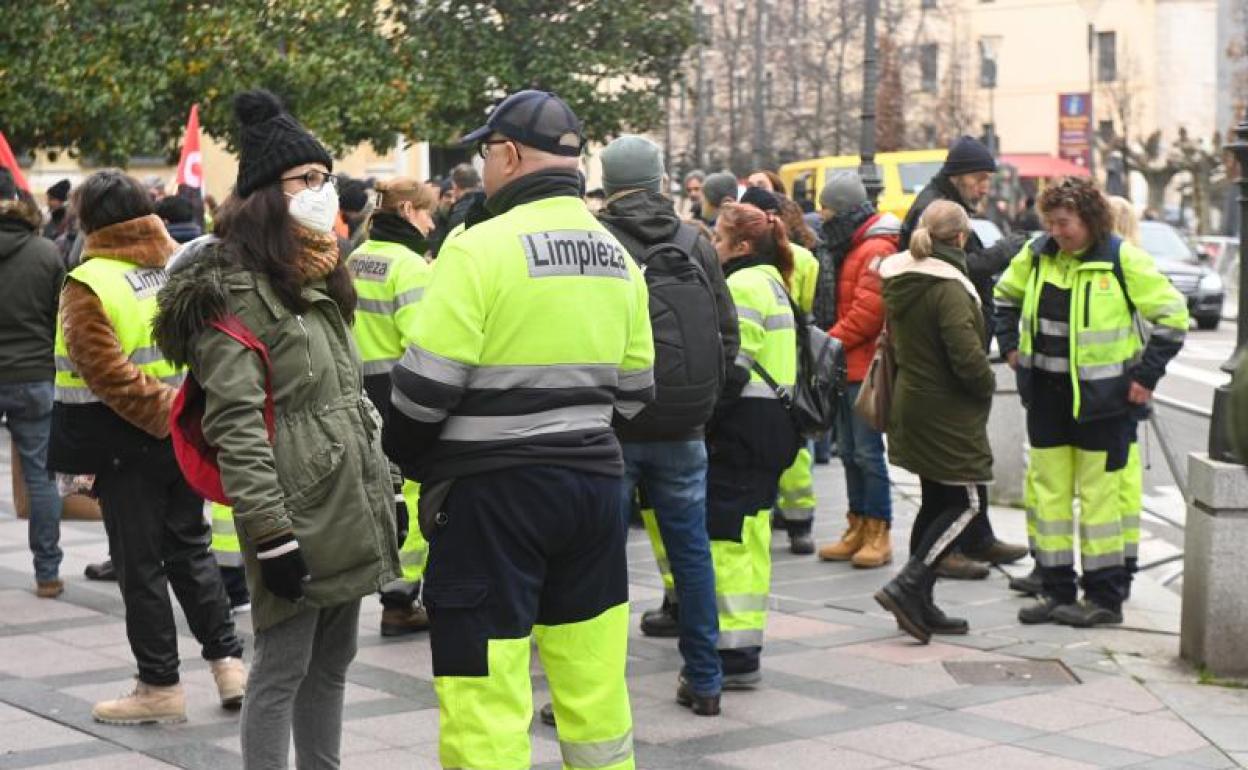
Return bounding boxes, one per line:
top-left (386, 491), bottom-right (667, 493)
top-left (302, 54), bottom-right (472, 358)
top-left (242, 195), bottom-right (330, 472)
top-left (241, 600), bottom-right (361, 769)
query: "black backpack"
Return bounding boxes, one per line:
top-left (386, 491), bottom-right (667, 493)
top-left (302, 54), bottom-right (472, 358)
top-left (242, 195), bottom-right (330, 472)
top-left (810, 242), bottom-right (839, 330)
top-left (752, 280), bottom-right (848, 440)
top-left (627, 224), bottom-right (725, 433)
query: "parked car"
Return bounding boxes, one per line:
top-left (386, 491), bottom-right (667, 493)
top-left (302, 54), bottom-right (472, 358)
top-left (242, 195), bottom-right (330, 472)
top-left (1138, 221), bottom-right (1224, 330)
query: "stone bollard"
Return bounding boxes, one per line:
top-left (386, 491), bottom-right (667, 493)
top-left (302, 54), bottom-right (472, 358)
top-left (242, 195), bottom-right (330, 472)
top-left (988, 361), bottom-right (1027, 507)
top-left (1181, 453), bottom-right (1248, 678)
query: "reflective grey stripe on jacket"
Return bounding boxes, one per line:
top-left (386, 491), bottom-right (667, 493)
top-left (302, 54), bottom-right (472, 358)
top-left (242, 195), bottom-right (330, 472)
top-left (440, 404), bottom-right (613, 442)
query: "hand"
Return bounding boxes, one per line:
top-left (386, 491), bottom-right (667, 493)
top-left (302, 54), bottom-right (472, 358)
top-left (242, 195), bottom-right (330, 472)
top-left (256, 532), bottom-right (310, 602)
top-left (1006, 350), bottom-right (1019, 370)
top-left (1127, 381), bottom-right (1153, 405)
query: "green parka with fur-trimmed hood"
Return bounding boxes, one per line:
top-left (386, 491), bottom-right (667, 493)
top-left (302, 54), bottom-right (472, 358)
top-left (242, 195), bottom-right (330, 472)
top-left (154, 239), bottom-right (399, 631)
top-left (879, 243), bottom-right (996, 484)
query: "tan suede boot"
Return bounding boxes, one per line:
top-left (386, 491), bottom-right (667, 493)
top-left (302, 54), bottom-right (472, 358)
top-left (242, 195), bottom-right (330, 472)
top-left (851, 518), bottom-right (893, 569)
top-left (92, 681), bottom-right (186, 725)
top-left (210, 657), bottom-right (247, 709)
top-left (818, 513), bottom-right (865, 562)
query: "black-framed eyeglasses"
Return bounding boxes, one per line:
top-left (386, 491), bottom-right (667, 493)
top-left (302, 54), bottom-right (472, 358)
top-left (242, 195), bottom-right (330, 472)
top-left (278, 169), bottom-right (338, 192)
top-left (477, 139), bottom-right (515, 160)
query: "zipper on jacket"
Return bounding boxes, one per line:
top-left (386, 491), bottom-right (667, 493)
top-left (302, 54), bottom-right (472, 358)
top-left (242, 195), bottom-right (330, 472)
top-left (295, 315), bottom-right (314, 378)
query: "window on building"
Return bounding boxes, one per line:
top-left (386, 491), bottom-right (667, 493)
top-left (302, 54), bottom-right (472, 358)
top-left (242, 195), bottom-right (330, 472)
top-left (923, 124), bottom-right (938, 145)
top-left (922, 0), bottom-right (937, 8)
top-left (978, 36), bottom-right (1001, 88)
top-left (920, 44), bottom-right (939, 93)
top-left (1097, 31), bottom-right (1117, 82)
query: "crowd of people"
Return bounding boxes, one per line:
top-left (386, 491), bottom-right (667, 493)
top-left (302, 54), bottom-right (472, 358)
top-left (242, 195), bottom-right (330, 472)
top-left (0, 85), bottom-right (1245, 770)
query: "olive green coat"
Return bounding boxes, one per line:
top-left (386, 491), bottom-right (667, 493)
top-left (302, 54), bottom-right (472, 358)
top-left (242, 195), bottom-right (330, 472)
top-left (879, 243), bottom-right (996, 484)
top-left (155, 244), bottom-right (400, 631)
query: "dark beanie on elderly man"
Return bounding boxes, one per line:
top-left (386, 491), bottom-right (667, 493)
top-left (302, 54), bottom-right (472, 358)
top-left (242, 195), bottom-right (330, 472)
top-left (941, 135), bottom-right (996, 177)
top-left (233, 89), bottom-right (333, 197)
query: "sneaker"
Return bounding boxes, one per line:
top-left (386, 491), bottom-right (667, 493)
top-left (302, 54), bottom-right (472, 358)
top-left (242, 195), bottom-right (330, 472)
top-left (640, 599), bottom-right (680, 638)
top-left (1018, 597), bottom-right (1068, 625)
top-left (935, 552), bottom-right (990, 580)
top-left (381, 604), bottom-right (430, 636)
top-left (538, 701), bottom-right (556, 727)
top-left (788, 531), bottom-right (816, 555)
top-left (92, 680), bottom-right (187, 725)
top-left (210, 657), bottom-right (247, 709)
top-left (676, 676), bottom-right (721, 716)
top-left (35, 579), bottom-right (64, 599)
top-left (722, 670), bottom-right (761, 690)
top-left (84, 559), bottom-right (117, 581)
top-left (1052, 600), bottom-right (1123, 628)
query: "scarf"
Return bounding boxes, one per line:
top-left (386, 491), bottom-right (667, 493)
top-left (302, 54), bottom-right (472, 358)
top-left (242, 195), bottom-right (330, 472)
top-left (367, 211), bottom-right (428, 256)
top-left (819, 202), bottom-right (875, 270)
top-left (82, 214), bottom-right (177, 268)
top-left (293, 226), bottom-right (340, 282)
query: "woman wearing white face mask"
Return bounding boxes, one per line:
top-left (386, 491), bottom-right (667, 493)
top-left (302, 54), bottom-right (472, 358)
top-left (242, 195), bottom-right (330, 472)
top-left (153, 89), bottom-right (399, 769)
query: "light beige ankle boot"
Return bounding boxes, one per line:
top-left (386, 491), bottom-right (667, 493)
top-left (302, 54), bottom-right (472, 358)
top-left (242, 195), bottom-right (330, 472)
top-left (92, 680), bottom-right (186, 725)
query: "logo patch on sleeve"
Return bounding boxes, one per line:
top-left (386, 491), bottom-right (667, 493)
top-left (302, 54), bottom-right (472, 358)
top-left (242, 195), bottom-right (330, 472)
top-left (521, 230), bottom-right (630, 279)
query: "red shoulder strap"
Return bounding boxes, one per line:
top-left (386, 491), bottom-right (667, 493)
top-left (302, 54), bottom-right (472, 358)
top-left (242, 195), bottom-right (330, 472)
top-left (209, 314), bottom-right (277, 444)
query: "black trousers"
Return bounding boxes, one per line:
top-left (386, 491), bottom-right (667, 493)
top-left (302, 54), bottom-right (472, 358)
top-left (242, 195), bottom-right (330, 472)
top-left (952, 484), bottom-right (995, 553)
top-left (95, 448), bottom-right (242, 686)
top-left (422, 465), bottom-right (627, 678)
top-left (908, 480), bottom-right (983, 567)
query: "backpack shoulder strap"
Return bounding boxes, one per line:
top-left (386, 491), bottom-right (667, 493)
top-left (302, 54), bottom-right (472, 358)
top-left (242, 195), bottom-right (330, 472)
top-left (209, 314), bottom-right (277, 444)
top-left (1105, 236), bottom-right (1136, 315)
top-left (672, 223), bottom-right (700, 255)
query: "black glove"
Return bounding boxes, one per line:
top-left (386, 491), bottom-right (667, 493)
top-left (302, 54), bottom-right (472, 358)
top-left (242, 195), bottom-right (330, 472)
top-left (256, 532), bottom-right (310, 602)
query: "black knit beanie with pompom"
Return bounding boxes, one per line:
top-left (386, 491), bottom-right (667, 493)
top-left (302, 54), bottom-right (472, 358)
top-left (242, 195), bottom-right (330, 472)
top-left (233, 89), bottom-right (333, 197)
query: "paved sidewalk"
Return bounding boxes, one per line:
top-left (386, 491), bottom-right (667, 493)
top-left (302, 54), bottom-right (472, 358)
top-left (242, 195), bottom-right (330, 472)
top-left (0, 444), bottom-right (1246, 769)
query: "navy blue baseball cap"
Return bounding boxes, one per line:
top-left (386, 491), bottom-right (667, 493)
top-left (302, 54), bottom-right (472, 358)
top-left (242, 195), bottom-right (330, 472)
top-left (461, 90), bottom-right (584, 157)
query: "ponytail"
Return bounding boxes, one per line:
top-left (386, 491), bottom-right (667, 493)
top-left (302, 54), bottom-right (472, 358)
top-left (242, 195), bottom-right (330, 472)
top-left (767, 211), bottom-right (795, 287)
top-left (719, 201), bottom-right (795, 285)
top-left (911, 199), bottom-right (970, 260)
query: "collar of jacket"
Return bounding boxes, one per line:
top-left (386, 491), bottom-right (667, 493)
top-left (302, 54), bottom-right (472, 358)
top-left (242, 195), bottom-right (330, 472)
top-left (82, 214), bottom-right (176, 268)
top-left (723, 254), bottom-right (774, 279)
top-left (932, 174), bottom-right (969, 211)
top-left (930, 241), bottom-right (971, 274)
top-left (485, 168), bottom-right (584, 218)
top-left (367, 211), bottom-right (428, 256)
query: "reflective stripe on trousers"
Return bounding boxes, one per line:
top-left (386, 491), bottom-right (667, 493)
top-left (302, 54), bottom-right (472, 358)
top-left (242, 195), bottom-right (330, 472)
top-left (711, 509), bottom-right (772, 651)
top-left (776, 447), bottom-right (815, 523)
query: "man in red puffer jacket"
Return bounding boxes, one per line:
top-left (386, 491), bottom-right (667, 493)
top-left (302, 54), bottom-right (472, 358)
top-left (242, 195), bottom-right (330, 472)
top-left (816, 171), bottom-right (901, 569)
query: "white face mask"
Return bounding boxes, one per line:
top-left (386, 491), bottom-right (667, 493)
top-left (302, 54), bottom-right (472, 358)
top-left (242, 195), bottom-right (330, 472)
top-left (287, 184), bottom-right (339, 233)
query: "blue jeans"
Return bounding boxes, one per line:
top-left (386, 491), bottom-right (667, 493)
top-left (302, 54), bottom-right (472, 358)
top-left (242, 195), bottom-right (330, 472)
top-left (620, 441), bottom-right (721, 695)
top-left (836, 382), bottom-right (892, 522)
top-left (0, 381), bottom-right (63, 582)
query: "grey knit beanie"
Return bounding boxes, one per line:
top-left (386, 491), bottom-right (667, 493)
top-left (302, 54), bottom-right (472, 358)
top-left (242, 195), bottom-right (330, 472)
top-left (601, 135), bottom-right (664, 196)
top-left (819, 170), bottom-right (867, 214)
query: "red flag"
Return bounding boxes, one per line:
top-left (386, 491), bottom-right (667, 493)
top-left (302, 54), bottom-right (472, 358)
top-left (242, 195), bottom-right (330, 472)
top-left (175, 105), bottom-right (205, 228)
top-left (0, 131), bottom-right (30, 192)
top-left (175, 104), bottom-right (202, 190)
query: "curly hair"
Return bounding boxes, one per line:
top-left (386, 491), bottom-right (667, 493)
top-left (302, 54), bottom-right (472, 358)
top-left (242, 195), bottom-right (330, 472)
top-left (778, 196), bottom-right (817, 249)
top-left (1038, 176), bottom-right (1114, 246)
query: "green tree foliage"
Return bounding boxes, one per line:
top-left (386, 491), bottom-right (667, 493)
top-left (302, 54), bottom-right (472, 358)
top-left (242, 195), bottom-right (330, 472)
top-left (0, 0), bottom-right (693, 166)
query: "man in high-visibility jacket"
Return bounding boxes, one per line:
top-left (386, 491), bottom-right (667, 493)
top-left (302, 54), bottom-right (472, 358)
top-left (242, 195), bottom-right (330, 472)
top-left (995, 178), bottom-right (1186, 627)
top-left (383, 91), bottom-right (651, 770)
top-left (349, 177), bottom-right (438, 636)
top-left (49, 170), bottom-right (245, 725)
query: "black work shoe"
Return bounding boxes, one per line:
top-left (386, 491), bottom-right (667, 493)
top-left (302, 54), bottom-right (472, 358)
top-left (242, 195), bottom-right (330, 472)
top-left (84, 559), bottom-right (117, 581)
top-left (874, 559), bottom-right (933, 644)
top-left (935, 552), bottom-right (991, 580)
top-left (1052, 600), bottom-right (1123, 628)
top-left (538, 701), bottom-right (556, 727)
top-left (788, 532), bottom-right (816, 555)
top-left (1018, 597), bottom-right (1068, 625)
top-left (1008, 566), bottom-right (1043, 596)
top-left (676, 676), bottom-right (721, 716)
top-left (963, 539), bottom-right (1030, 566)
top-left (640, 599), bottom-right (680, 638)
top-left (721, 670), bottom-right (761, 690)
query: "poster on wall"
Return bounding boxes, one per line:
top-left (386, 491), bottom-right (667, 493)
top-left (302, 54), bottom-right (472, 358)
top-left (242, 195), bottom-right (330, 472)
top-left (1058, 92), bottom-right (1092, 169)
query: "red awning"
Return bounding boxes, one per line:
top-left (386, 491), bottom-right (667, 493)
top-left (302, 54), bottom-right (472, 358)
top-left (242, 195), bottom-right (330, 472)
top-left (999, 154), bottom-right (1091, 179)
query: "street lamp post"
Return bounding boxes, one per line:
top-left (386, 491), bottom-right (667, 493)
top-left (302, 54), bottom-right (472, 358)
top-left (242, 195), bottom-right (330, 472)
top-left (858, 0), bottom-right (883, 204)
top-left (692, 3), bottom-right (707, 171)
top-left (1208, 109), bottom-right (1248, 463)
top-left (1086, 22), bottom-right (1097, 182)
top-left (979, 38), bottom-right (999, 156)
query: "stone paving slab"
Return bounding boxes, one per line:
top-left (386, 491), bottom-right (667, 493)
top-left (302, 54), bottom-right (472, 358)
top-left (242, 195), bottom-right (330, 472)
top-left (0, 446), bottom-right (1245, 768)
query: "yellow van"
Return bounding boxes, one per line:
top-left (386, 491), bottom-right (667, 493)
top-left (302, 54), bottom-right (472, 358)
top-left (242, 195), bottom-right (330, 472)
top-left (779, 149), bottom-right (948, 221)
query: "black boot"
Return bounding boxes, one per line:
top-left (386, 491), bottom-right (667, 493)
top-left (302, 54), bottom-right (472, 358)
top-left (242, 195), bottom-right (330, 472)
top-left (1008, 565), bottom-right (1043, 596)
top-left (640, 597), bottom-right (680, 638)
top-left (874, 559), bottom-right (933, 644)
top-left (919, 570), bottom-right (968, 635)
